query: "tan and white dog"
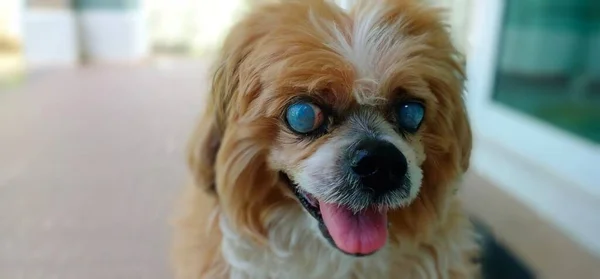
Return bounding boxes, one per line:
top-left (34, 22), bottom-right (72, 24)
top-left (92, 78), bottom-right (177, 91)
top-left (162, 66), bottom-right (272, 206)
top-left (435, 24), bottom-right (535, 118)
top-left (173, 0), bottom-right (479, 278)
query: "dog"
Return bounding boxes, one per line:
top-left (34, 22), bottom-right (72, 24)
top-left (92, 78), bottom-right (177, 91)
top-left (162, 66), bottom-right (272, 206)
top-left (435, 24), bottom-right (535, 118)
top-left (172, 0), bottom-right (478, 278)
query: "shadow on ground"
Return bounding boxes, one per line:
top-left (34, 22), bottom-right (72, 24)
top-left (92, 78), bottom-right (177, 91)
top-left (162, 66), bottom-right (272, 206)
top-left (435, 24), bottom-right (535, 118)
top-left (474, 219), bottom-right (535, 279)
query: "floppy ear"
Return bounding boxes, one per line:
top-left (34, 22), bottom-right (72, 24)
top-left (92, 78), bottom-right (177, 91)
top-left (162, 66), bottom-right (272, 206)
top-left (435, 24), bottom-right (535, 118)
top-left (186, 16), bottom-right (258, 194)
top-left (187, 8), bottom-right (289, 243)
top-left (454, 97), bottom-right (472, 173)
top-left (186, 65), bottom-right (227, 195)
top-left (187, 0), bottom-right (274, 193)
top-left (444, 56), bottom-right (472, 173)
top-left (187, 110), bottom-right (219, 194)
top-left (214, 119), bottom-right (284, 243)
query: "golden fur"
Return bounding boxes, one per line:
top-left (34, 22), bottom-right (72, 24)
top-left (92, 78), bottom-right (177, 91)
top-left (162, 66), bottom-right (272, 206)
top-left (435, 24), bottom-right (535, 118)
top-left (173, 0), bottom-right (479, 278)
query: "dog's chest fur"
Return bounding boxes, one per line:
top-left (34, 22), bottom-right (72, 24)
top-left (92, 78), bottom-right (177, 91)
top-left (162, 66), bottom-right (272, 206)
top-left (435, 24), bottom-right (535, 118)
top-left (219, 207), bottom-right (394, 279)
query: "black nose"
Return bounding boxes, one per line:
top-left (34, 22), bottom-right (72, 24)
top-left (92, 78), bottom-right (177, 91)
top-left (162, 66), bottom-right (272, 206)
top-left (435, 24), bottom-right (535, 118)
top-left (350, 139), bottom-right (408, 194)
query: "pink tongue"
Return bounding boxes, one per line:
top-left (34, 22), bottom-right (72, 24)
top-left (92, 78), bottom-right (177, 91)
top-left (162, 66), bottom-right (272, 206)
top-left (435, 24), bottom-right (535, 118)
top-left (319, 201), bottom-right (388, 255)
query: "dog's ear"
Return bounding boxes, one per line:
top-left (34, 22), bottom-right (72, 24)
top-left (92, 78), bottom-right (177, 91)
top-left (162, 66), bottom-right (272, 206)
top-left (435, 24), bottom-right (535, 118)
top-left (454, 97), bottom-right (472, 172)
top-left (187, 7), bottom-right (288, 243)
top-left (187, 101), bottom-right (221, 195)
top-left (186, 8), bottom-right (265, 194)
top-left (186, 29), bottom-right (246, 194)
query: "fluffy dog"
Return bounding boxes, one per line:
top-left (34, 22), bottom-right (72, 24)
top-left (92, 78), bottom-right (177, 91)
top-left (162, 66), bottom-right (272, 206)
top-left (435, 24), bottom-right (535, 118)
top-left (173, 0), bottom-right (478, 278)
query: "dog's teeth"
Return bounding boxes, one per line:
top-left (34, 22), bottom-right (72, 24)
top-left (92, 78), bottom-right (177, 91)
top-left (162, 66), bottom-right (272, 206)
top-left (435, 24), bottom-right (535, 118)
top-left (301, 192), bottom-right (318, 207)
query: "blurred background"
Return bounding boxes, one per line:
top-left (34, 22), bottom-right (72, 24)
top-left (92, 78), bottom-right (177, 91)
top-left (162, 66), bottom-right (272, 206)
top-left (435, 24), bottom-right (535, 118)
top-left (0, 0), bottom-right (598, 278)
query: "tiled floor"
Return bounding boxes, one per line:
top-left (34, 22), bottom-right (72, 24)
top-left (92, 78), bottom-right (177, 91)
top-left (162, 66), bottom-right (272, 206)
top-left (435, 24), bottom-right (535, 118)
top-left (0, 61), bottom-right (597, 278)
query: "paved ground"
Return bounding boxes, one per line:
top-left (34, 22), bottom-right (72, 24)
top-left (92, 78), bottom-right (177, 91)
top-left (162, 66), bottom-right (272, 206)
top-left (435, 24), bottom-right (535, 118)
top-left (0, 61), bottom-right (207, 279)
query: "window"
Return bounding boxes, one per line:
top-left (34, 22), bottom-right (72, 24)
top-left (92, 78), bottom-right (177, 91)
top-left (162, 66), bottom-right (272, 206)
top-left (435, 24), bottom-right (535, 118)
top-left (468, 0), bottom-right (600, 198)
top-left (492, 0), bottom-right (600, 143)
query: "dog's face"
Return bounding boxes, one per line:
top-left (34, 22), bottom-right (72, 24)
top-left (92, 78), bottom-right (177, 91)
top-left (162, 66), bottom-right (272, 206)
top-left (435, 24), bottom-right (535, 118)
top-left (189, 0), bottom-right (471, 257)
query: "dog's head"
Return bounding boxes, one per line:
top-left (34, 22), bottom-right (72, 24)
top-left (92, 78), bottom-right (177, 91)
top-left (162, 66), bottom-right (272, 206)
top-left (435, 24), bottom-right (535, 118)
top-left (189, 0), bottom-right (471, 257)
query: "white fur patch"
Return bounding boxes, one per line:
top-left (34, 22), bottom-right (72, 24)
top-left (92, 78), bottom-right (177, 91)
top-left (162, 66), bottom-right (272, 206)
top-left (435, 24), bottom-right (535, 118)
top-left (292, 136), bottom-right (354, 202)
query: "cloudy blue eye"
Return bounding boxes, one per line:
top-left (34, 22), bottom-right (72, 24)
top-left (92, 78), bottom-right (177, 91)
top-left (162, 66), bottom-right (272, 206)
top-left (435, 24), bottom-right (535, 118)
top-left (286, 102), bottom-right (324, 134)
top-left (396, 102), bottom-right (425, 132)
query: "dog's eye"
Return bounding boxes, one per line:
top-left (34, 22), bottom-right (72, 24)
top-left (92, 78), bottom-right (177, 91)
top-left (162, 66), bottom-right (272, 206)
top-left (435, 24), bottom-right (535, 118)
top-left (286, 102), bottom-right (324, 134)
top-left (396, 102), bottom-right (424, 133)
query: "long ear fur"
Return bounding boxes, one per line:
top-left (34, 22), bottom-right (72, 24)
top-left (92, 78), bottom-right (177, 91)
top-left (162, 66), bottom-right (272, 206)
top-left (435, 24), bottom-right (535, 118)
top-left (186, 0), bottom-right (271, 194)
top-left (454, 98), bottom-right (472, 172)
top-left (214, 119), bottom-right (286, 243)
top-left (186, 19), bottom-right (255, 194)
top-left (186, 7), bottom-right (289, 243)
top-left (187, 101), bottom-right (221, 195)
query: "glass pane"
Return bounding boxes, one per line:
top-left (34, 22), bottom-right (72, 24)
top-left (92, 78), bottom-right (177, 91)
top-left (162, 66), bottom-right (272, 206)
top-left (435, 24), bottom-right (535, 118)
top-left (492, 0), bottom-right (600, 143)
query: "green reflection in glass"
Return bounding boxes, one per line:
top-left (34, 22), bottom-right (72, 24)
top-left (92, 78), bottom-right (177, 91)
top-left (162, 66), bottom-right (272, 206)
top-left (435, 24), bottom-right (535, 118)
top-left (492, 0), bottom-right (600, 143)
top-left (73, 0), bottom-right (139, 10)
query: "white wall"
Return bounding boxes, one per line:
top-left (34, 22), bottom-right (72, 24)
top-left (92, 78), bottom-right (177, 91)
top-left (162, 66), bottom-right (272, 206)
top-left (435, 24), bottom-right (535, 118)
top-left (22, 9), bottom-right (79, 67)
top-left (78, 10), bottom-right (148, 63)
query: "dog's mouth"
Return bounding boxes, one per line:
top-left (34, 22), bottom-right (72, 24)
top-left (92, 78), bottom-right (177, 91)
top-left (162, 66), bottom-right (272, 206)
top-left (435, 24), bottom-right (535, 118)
top-left (280, 172), bottom-right (388, 257)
